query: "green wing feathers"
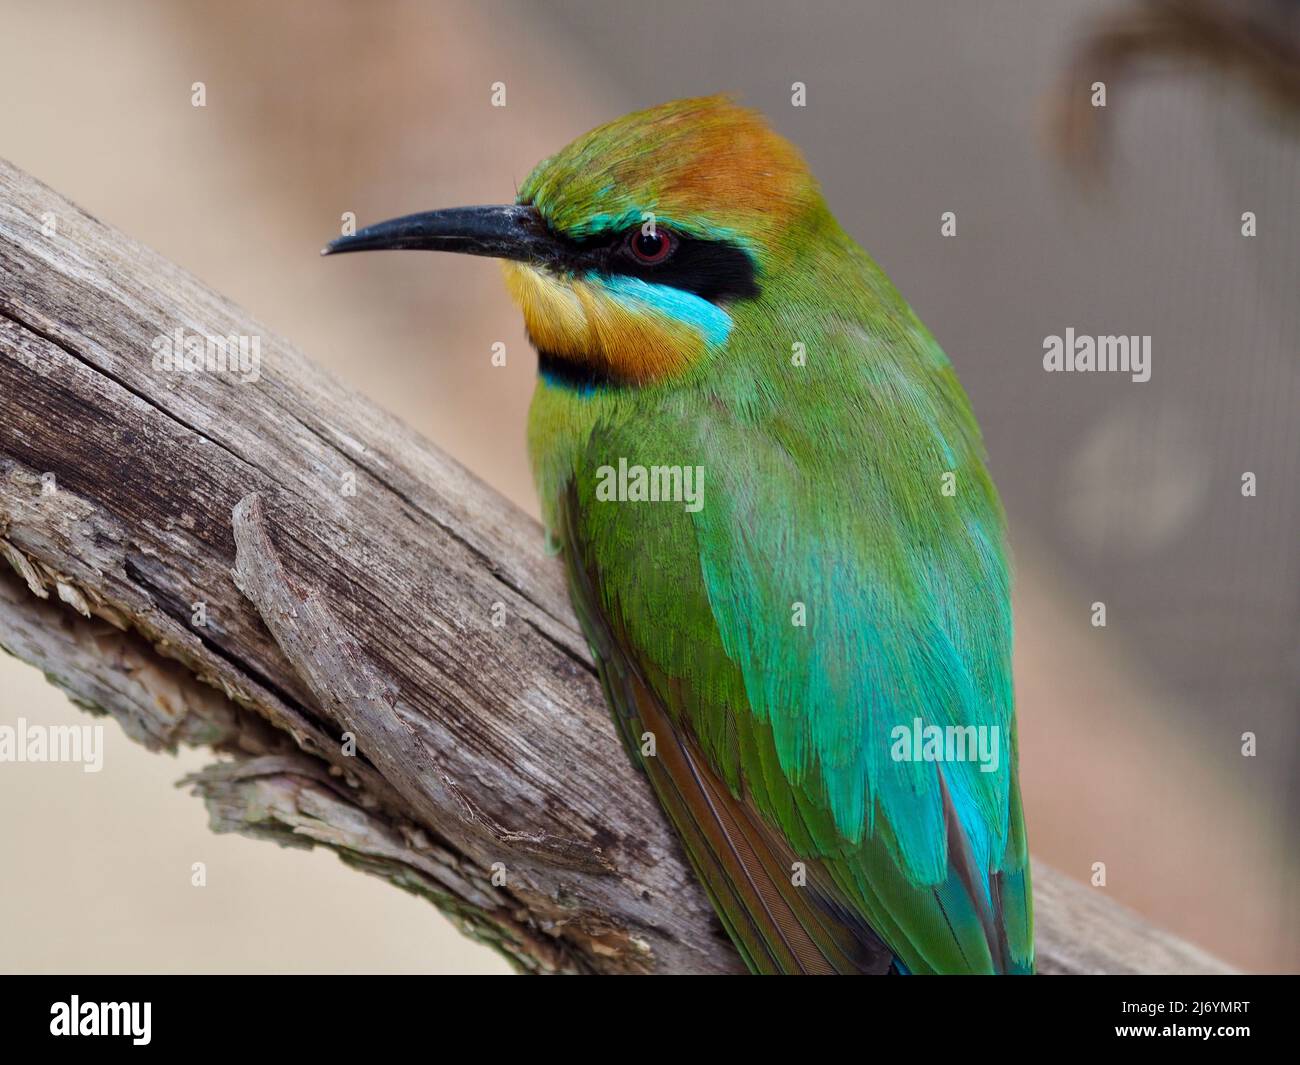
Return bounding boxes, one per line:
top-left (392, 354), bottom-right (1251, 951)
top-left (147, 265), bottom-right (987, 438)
top-left (562, 483), bottom-right (895, 973)
top-left (536, 245), bottom-right (1034, 975)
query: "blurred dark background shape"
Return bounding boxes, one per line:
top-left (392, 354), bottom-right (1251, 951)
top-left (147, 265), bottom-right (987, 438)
top-left (1050, 0), bottom-right (1300, 172)
top-left (0, 0), bottom-right (1295, 972)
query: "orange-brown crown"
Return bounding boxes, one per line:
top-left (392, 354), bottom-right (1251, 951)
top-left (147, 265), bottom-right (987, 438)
top-left (519, 95), bottom-right (821, 254)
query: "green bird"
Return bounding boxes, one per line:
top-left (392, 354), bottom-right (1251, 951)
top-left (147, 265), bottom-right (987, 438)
top-left (325, 95), bottom-right (1033, 975)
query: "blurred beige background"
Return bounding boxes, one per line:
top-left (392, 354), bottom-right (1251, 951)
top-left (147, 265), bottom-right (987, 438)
top-left (1, 0), bottom-right (1296, 973)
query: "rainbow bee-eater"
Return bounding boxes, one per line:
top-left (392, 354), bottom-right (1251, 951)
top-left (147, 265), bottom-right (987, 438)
top-left (325, 96), bottom-right (1033, 975)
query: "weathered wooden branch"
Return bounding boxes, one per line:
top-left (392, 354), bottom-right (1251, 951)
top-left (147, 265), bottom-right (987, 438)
top-left (0, 159), bottom-right (1232, 974)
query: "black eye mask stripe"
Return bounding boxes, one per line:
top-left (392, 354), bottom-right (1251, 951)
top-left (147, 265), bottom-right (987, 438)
top-left (608, 236), bottom-right (761, 303)
top-left (536, 218), bottom-right (761, 303)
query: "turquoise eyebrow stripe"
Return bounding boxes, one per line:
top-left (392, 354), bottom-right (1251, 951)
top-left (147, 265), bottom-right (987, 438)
top-left (595, 274), bottom-right (734, 348)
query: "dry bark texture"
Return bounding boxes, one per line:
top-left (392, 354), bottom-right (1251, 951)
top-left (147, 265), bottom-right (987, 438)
top-left (0, 159), bottom-right (1232, 974)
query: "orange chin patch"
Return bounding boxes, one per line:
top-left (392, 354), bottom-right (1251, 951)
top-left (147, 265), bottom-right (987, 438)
top-left (502, 261), bottom-right (709, 385)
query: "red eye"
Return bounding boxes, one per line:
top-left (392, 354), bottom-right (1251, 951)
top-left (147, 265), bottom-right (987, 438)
top-left (627, 227), bottom-right (674, 264)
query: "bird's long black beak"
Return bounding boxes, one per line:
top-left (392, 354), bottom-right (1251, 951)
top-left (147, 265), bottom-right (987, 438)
top-left (321, 204), bottom-right (560, 265)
